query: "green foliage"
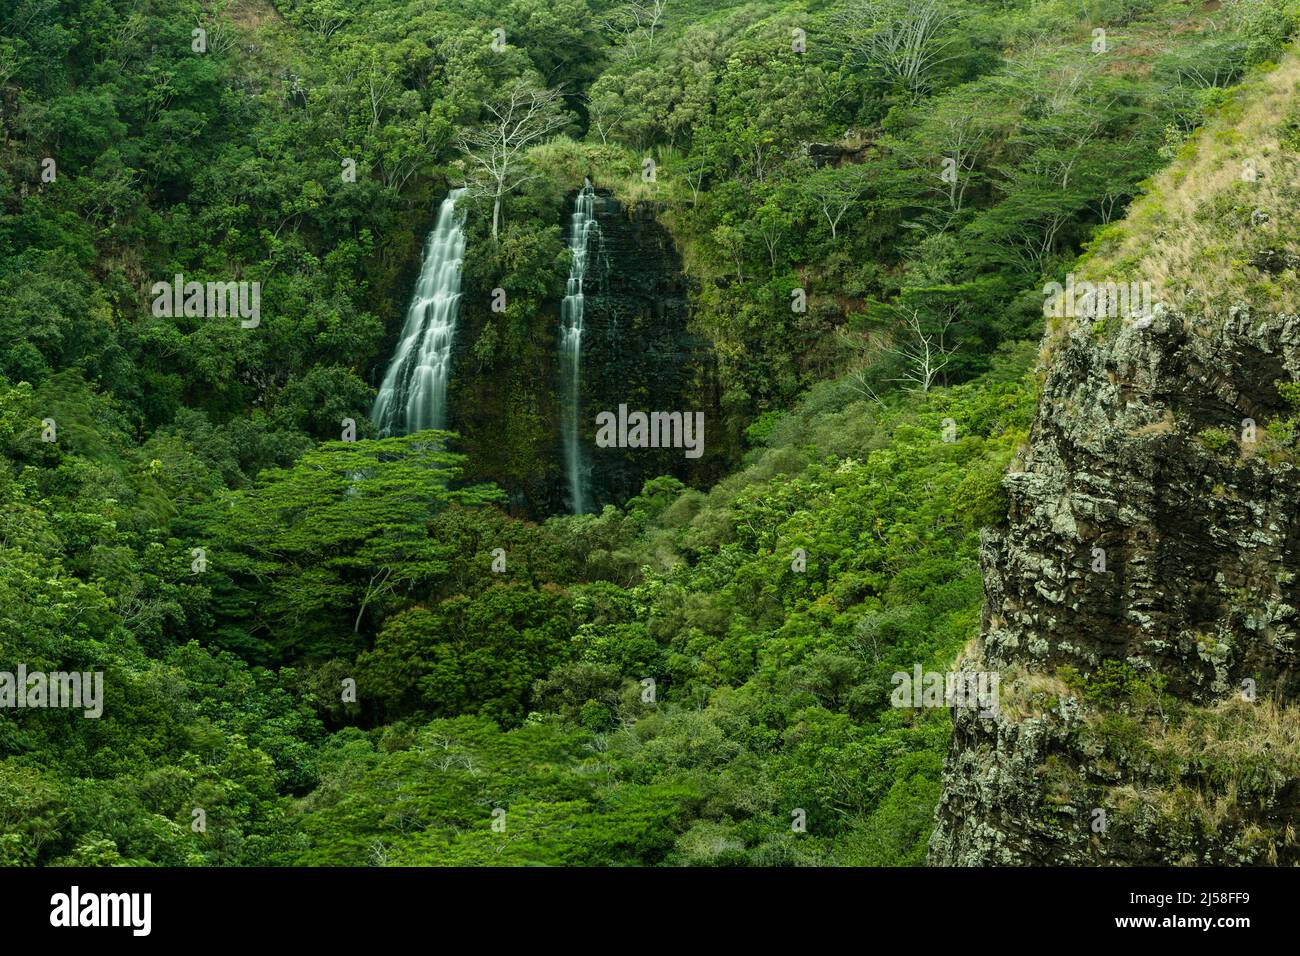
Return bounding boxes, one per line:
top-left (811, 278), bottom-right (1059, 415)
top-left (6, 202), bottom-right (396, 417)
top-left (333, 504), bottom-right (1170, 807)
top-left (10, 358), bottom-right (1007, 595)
top-left (1, 0), bottom-right (1284, 869)
top-left (192, 432), bottom-right (504, 661)
top-left (1197, 427), bottom-right (1235, 454)
top-left (356, 585), bottom-right (573, 726)
top-left (1061, 661), bottom-right (1170, 710)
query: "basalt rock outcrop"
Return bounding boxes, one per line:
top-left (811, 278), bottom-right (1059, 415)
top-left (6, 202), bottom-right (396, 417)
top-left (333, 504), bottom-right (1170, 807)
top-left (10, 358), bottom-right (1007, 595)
top-left (929, 303), bottom-right (1300, 865)
top-left (931, 42), bottom-right (1300, 866)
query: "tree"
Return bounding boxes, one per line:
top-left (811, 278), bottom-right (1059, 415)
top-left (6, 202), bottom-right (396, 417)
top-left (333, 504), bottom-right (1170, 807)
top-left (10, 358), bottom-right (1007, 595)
top-left (505, 0), bottom-right (606, 90)
top-left (748, 195), bottom-right (793, 269)
top-left (196, 432), bottom-right (504, 660)
top-left (834, 0), bottom-right (961, 102)
top-left (836, 325), bottom-right (891, 408)
top-left (712, 223), bottom-right (746, 280)
top-left (803, 164), bottom-right (870, 241)
top-left (457, 81), bottom-right (569, 239)
top-left (356, 584), bottom-right (574, 725)
top-left (683, 158), bottom-right (708, 207)
top-left (601, 1), bottom-right (669, 60)
top-left (885, 306), bottom-right (957, 393)
top-left (0, 765), bottom-right (72, 866)
top-left (936, 112), bottom-right (987, 218)
top-left (583, 90), bottom-right (625, 145)
top-left (298, 1), bottom-right (351, 41)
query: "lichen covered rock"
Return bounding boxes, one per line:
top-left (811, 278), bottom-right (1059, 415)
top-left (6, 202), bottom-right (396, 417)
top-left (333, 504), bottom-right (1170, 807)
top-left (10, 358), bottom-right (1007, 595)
top-left (930, 305), bottom-right (1300, 865)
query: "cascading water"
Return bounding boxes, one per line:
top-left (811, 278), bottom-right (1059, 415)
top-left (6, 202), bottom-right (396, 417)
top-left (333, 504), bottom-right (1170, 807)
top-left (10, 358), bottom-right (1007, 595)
top-left (371, 187), bottom-right (468, 436)
top-left (559, 180), bottom-right (602, 514)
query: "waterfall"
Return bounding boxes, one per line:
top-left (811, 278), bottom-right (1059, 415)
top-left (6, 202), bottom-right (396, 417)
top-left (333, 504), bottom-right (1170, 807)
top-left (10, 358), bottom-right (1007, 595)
top-left (559, 180), bottom-right (602, 514)
top-left (371, 187), bottom-right (468, 437)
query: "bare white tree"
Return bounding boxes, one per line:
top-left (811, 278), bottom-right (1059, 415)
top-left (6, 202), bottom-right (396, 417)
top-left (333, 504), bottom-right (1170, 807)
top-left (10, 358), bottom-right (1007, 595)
top-left (303, 5), bottom-right (350, 41)
top-left (602, 0), bottom-right (668, 59)
top-left (641, 0), bottom-right (668, 49)
top-left (684, 160), bottom-right (707, 207)
top-left (583, 91), bottom-right (625, 146)
top-left (834, 0), bottom-right (960, 102)
top-left (456, 81), bottom-right (569, 240)
top-left (938, 113), bottom-right (988, 216)
top-left (836, 326), bottom-right (889, 408)
top-left (1023, 92), bottom-right (1116, 191)
top-left (195, 15), bottom-right (239, 56)
top-left (893, 109), bottom-right (991, 235)
top-left (601, 11), bottom-right (641, 59)
top-left (809, 166), bottom-right (869, 240)
top-left (887, 307), bottom-right (958, 393)
top-left (365, 63), bottom-right (395, 134)
top-left (848, 366), bottom-right (888, 407)
top-left (753, 216), bottom-right (783, 268)
top-left (379, 118), bottom-right (438, 193)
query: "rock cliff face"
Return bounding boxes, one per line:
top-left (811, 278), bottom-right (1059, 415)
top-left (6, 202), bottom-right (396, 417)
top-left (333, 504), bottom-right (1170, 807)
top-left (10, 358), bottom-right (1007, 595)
top-left (989, 307), bottom-right (1300, 702)
top-left (930, 305), bottom-right (1300, 865)
top-left (447, 190), bottom-right (722, 517)
top-left (579, 192), bottom-right (723, 511)
top-left (930, 53), bottom-right (1300, 866)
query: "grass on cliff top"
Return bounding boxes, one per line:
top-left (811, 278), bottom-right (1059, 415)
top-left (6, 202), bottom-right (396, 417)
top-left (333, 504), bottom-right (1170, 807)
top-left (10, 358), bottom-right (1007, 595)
top-left (1001, 661), bottom-right (1300, 859)
top-left (1106, 695), bottom-right (1300, 861)
top-left (1073, 42), bottom-right (1300, 318)
top-left (996, 660), bottom-right (1300, 796)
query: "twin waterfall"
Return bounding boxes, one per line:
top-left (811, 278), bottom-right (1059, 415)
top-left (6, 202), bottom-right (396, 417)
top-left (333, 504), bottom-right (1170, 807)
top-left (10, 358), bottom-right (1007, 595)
top-left (372, 183), bottom-right (602, 515)
top-left (371, 187), bottom-right (468, 437)
top-left (559, 180), bottom-right (602, 515)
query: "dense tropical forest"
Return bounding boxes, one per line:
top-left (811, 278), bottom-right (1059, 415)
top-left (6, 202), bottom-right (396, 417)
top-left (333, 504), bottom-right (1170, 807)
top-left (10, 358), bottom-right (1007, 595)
top-left (1, 0), bottom-right (1297, 866)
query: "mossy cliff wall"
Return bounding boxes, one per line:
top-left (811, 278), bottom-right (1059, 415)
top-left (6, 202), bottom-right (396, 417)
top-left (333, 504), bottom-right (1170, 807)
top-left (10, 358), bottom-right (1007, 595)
top-left (930, 305), bottom-right (1300, 865)
top-left (931, 51), bottom-right (1300, 866)
top-left (445, 190), bottom-right (723, 517)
